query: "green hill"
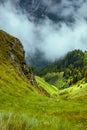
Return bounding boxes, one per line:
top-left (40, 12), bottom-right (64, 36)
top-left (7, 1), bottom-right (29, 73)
top-left (38, 49), bottom-right (87, 90)
top-left (0, 30), bottom-right (87, 130)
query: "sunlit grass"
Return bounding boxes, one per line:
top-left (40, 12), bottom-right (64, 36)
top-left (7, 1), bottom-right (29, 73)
top-left (36, 76), bottom-right (58, 96)
top-left (0, 62), bottom-right (87, 129)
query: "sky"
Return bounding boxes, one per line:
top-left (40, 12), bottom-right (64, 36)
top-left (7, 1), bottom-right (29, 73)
top-left (0, 0), bottom-right (87, 61)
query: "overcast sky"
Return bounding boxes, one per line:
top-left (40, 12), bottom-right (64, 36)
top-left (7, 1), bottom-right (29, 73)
top-left (0, 0), bottom-right (87, 61)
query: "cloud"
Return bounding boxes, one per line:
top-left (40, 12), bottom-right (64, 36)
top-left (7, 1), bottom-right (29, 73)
top-left (77, 2), bottom-right (87, 18)
top-left (43, 0), bottom-right (87, 19)
top-left (35, 19), bottom-right (87, 61)
top-left (0, 1), bottom-right (36, 53)
top-left (0, 0), bottom-right (87, 62)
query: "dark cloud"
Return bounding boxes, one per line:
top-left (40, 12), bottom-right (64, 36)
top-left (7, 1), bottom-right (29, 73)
top-left (0, 0), bottom-right (87, 62)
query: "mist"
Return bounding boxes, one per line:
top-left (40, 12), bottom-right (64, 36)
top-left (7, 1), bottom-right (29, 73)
top-left (0, 0), bottom-right (87, 61)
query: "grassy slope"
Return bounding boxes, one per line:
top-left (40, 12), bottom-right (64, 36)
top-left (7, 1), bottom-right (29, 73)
top-left (0, 63), bottom-right (87, 130)
top-left (36, 76), bottom-right (58, 96)
top-left (59, 79), bottom-right (87, 98)
top-left (0, 30), bottom-right (87, 130)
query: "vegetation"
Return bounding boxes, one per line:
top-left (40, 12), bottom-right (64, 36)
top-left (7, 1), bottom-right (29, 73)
top-left (0, 30), bottom-right (87, 130)
top-left (36, 76), bottom-right (58, 97)
top-left (38, 49), bottom-right (87, 89)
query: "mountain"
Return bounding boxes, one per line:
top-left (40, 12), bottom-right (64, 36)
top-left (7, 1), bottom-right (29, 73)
top-left (0, 29), bottom-right (35, 85)
top-left (0, 30), bottom-right (87, 130)
top-left (18, 0), bottom-right (75, 68)
top-left (0, 30), bottom-right (58, 97)
top-left (19, 0), bottom-right (58, 21)
top-left (38, 49), bottom-right (87, 89)
top-left (19, 0), bottom-right (74, 23)
top-left (0, 0), bottom-right (74, 22)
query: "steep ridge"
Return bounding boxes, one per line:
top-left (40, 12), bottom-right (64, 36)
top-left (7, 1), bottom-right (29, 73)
top-left (0, 30), bottom-right (40, 110)
top-left (0, 30), bottom-right (35, 86)
top-left (0, 30), bottom-right (58, 98)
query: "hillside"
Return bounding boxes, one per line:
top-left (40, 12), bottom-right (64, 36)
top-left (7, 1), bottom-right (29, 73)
top-left (0, 30), bottom-right (87, 130)
top-left (0, 29), bottom-right (36, 90)
top-left (38, 50), bottom-right (87, 89)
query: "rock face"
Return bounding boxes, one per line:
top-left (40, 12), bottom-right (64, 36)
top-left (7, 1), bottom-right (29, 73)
top-left (0, 30), bottom-right (35, 85)
top-left (19, 0), bottom-right (74, 22)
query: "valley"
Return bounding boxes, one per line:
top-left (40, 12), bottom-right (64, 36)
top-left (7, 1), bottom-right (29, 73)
top-left (0, 30), bottom-right (87, 130)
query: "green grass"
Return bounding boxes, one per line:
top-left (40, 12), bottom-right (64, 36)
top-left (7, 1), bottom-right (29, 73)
top-left (0, 63), bottom-right (87, 130)
top-left (0, 61), bottom-right (87, 130)
top-left (0, 98), bottom-right (87, 130)
top-left (59, 79), bottom-right (87, 99)
top-left (36, 76), bottom-right (58, 96)
top-left (0, 30), bottom-right (87, 130)
top-left (43, 72), bottom-right (69, 89)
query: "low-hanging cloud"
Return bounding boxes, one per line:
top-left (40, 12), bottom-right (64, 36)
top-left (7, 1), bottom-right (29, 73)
top-left (0, 0), bottom-right (87, 62)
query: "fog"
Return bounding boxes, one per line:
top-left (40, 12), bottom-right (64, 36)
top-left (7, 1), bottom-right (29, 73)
top-left (0, 0), bottom-right (87, 61)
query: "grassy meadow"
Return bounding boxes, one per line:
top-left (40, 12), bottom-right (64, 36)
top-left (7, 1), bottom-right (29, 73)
top-left (0, 63), bottom-right (87, 130)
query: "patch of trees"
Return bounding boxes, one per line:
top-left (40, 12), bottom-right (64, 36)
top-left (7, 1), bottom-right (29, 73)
top-left (39, 49), bottom-right (84, 75)
top-left (37, 49), bottom-right (87, 88)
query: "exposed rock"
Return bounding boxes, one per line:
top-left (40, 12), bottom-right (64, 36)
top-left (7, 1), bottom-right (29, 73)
top-left (0, 30), bottom-right (35, 84)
